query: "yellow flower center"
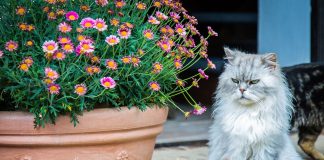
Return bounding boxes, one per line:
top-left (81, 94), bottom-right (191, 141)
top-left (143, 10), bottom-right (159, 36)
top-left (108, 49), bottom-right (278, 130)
top-left (177, 28), bottom-right (183, 33)
top-left (104, 82), bottom-right (111, 87)
top-left (85, 22), bottom-right (92, 27)
top-left (50, 86), bottom-right (58, 92)
top-left (49, 12), bottom-right (55, 17)
top-left (111, 20), bottom-right (119, 26)
top-left (154, 64), bottom-right (162, 70)
top-left (47, 45), bottom-right (55, 51)
top-left (116, 2), bottom-right (123, 7)
top-left (56, 52), bottom-right (63, 58)
top-left (17, 8), bottom-right (25, 15)
top-left (96, 23), bottom-right (103, 28)
top-left (8, 44), bottom-right (15, 49)
top-left (78, 35), bottom-right (85, 41)
top-left (122, 58), bottom-right (130, 63)
top-left (151, 83), bottom-right (159, 90)
top-left (47, 71), bottom-right (55, 77)
top-left (44, 78), bottom-right (52, 84)
top-left (20, 64), bottom-right (28, 71)
top-left (69, 15), bottom-right (76, 20)
top-left (107, 61), bottom-right (115, 68)
top-left (61, 38), bottom-right (68, 43)
top-left (162, 44), bottom-right (169, 50)
top-left (27, 41), bottom-right (33, 46)
top-left (61, 26), bottom-right (69, 31)
top-left (76, 87), bottom-right (84, 94)
top-left (145, 33), bottom-right (153, 39)
top-left (64, 44), bottom-right (71, 50)
top-left (82, 44), bottom-right (90, 50)
top-left (25, 59), bottom-right (32, 64)
top-left (108, 39), bottom-right (116, 43)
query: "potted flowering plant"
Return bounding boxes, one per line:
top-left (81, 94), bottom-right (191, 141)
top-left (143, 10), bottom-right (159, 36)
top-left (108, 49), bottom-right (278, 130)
top-left (0, 0), bottom-right (217, 159)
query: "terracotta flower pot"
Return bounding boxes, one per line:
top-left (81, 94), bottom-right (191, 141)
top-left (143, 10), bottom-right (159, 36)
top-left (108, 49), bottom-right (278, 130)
top-left (0, 106), bottom-right (168, 160)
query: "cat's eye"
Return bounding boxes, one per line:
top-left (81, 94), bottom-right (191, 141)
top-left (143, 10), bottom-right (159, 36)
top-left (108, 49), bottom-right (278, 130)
top-left (231, 78), bottom-right (239, 84)
top-left (249, 79), bottom-right (260, 84)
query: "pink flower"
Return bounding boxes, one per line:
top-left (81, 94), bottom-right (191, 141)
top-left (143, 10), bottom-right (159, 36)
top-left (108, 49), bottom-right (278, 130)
top-left (156, 11), bottom-right (168, 20)
top-left (47, 83), bottom-right (61, 95)
top-left (207, 58), bottom-right (216, 69)
top-left (42, 40), bottom-right (58, 53)
top-left (58, 22), bottom-right (72, 33)
top-left (23, 57), bottom-right (34, 67)
top-left (157, 40), bottom-right (171, 52)
top-left (66, 11), bottom-right (79, 21)
top-left (207, 26), bottom-right (218, 37)
top-left (148, 16), bottom-right (160, 25)
top-left (115, 0), bottom-right (126, 8)
top-left (105, 35), bottom-right (120, 46)
top-left (95, 0), bottom-right (108, 6)
top-left (175, 24), bottom-right (186, 36)
top-left (105, 59), bottom-right (118, 70)
top-left (45, 67), bottom-right (59, 80)
top-left (149, 82), bottom-right (160, 91)
top-left (192, 104), bottom-right (207, 115)
top-left (58, 37), bottom-right (71, 44)
top-left (61, 43), bottom-right (74, 53)
top-left (152, 62), bottom-right (163, 74)
top-left (117, 27), bottom-right (131, 39)
top-left (5, 40), bottom-right (18, 52)
top-left (131, 56), bottom-right (141, 67)
top-left (198, 69), bottom-right (209, 80)
top-left (80, 17), bottom-right (95, 29)
top-left (78, 40), bottom-right (94, 53)
top-left (94, 18), bottom-right (108, 31)
top-left (174, 59), bottom-right (183, 69)
top-left (170, 12), bottom-right (180, 22)
top-left (100, 77), bottom-right (116, 89)
top-left (143, 29), bottom-right (154, 40)
top-left (74, 84), bottom-right (87, 96)
top-left (0, 50), bottom-right (3, 58)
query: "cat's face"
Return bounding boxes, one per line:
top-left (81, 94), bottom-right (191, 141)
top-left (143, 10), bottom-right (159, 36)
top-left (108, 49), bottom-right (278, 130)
top-left (219, 48), bottom-right (280, 106)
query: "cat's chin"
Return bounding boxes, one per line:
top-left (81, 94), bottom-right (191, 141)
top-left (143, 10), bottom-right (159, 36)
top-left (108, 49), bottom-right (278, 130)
top-left (236, 98), bottom-right (258, 106)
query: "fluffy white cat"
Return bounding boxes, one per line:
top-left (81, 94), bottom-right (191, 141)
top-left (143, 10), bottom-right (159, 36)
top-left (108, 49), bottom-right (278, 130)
top-left (208, 48), bottom-right (301, 160)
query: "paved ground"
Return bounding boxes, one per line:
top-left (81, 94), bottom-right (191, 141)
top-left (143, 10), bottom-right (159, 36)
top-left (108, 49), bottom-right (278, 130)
top-left (153, 133), bottom-right (324, 160)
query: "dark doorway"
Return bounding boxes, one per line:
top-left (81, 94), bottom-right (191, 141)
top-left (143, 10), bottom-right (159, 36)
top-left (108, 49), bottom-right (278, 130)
top-left (312, 0), bottom-right (324, 62)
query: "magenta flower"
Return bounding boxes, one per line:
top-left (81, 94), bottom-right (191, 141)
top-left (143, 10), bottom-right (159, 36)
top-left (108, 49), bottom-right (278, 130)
top-left (198, 69), bottom-right (209, 80)
top-left (174, 59), bottom-right (183, 69)
top-left (157, 40), bottom-right (171, 52)
top-left (53, 50), bottom-right (66, 60)
top-left (66, 11), bottom-right (79, 21)
top-left (78, 40), bottom-right (94, 53)
top-left (61, 43), bottom-right (74, 53)
top-left (47, 83), bottom-right (61, 95)
top-left (80, 17), bottom-right (96, 29)
top-left (192, 104), bottom-right (207, 115)
top-left (100, 77), bottom-right (116, 89)
top-left (143, 29), bottom-right (154, 40)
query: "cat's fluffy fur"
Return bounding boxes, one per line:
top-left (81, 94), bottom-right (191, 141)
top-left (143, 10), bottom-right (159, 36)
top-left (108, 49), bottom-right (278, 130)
top-left (208, 48), bottom-right (301, 160)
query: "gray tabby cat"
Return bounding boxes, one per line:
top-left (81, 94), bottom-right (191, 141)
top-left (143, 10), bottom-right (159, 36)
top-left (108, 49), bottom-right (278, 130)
top-left (208, 48), bottom-right (301, 160)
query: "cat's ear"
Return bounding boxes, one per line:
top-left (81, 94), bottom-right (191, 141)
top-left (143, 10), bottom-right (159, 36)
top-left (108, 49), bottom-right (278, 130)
top-left (224, 47), bottom-right (236, 64)
top-left (262, 53), bottom-right (277, 70)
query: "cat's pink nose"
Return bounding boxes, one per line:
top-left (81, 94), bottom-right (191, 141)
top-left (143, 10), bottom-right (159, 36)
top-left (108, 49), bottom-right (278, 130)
top-left (239, 88), bottom-right (246, 94)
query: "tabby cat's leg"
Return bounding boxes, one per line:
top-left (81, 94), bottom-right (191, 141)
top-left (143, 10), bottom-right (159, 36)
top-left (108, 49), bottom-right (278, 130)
top-left (298, 126), bottom-right (324, 160)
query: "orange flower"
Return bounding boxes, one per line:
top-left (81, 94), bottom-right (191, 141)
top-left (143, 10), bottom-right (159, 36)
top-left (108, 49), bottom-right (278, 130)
top-left (26, 40), bottom-right (34, 47)
top-left (80, 5), bottom-right (90, 12)
top-left (136, 2), bottom-right (147, 10)
top-left (18, 23), bottom-right (28, 31)
top-left (149, 82), bottom-right (160, 91)
top-left (16, 6), bottom-right (26, 16)
top-left (48, 11), bottom-right (57, 20)
top-left (19, 63), bottom-right (29, 72)
top-left (74, 84), bottom-right (87, 96)
top-left (153, 1), bottom-right (162, 8)
top-left (110, 18), bottom-right (120, 26)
